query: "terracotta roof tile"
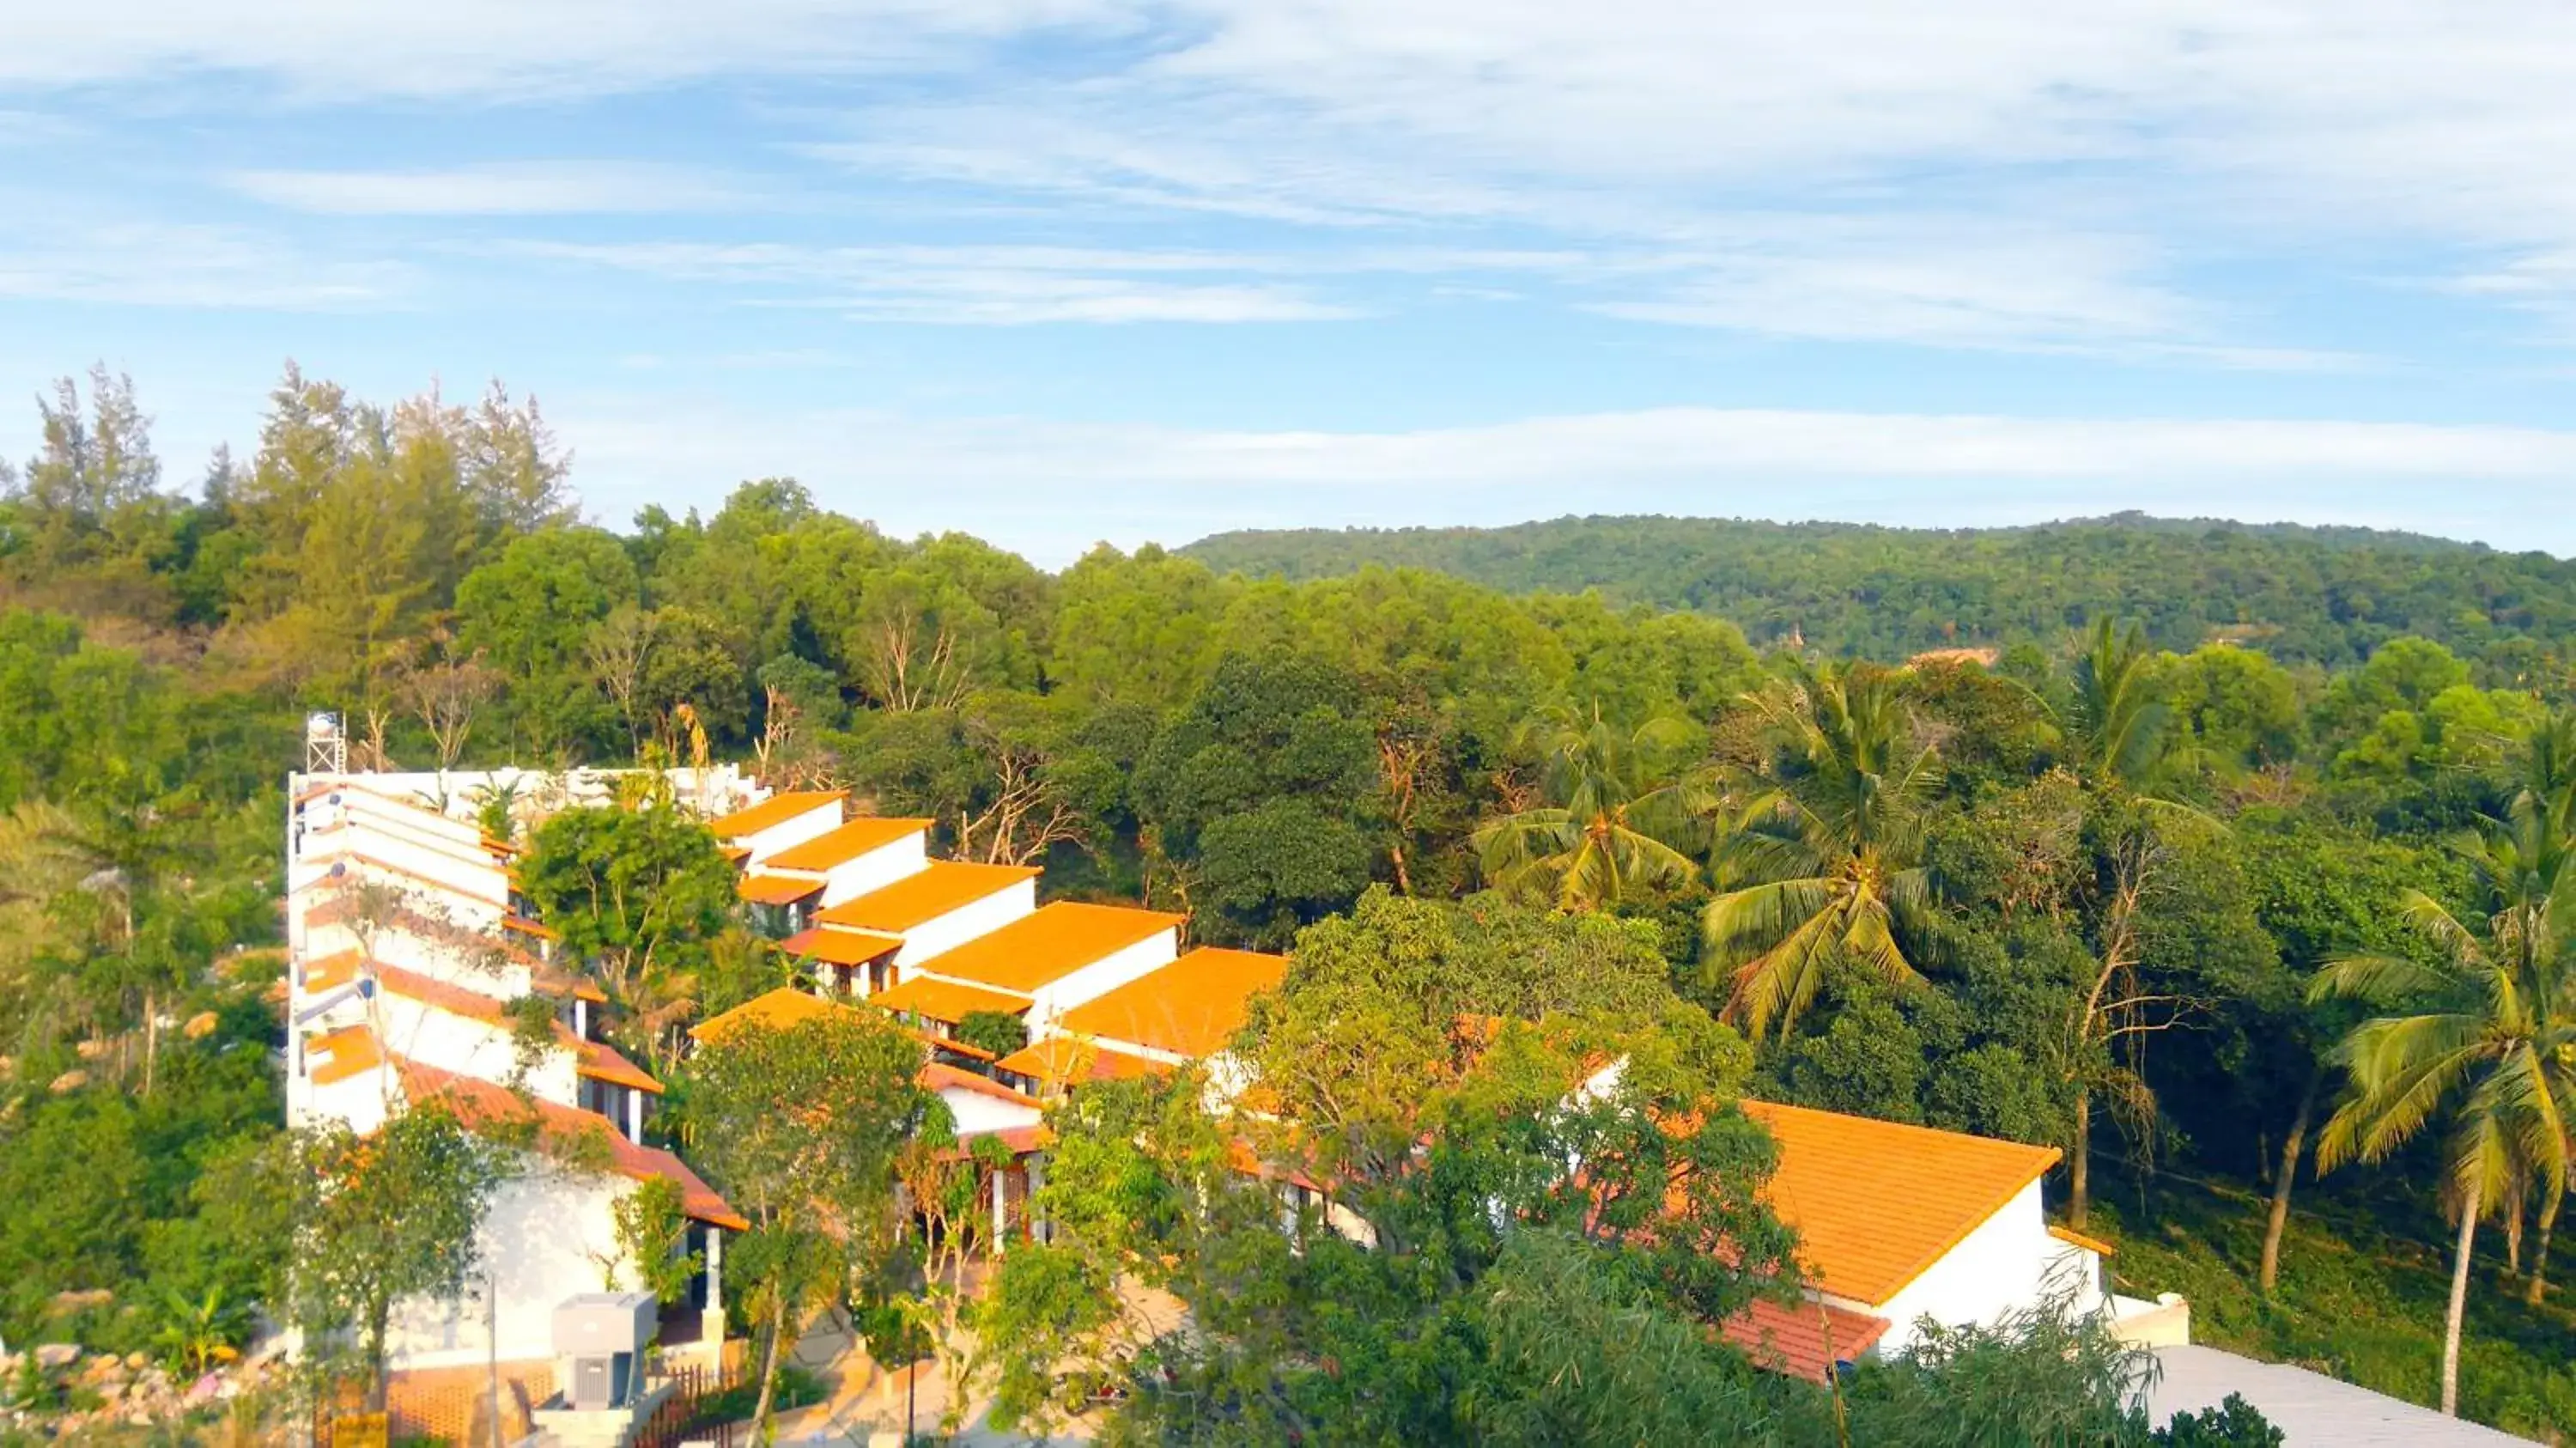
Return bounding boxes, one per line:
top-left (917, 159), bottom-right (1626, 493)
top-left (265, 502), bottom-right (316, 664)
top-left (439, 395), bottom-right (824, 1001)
top-left (371, 961), bottom-right (515, 1025)
top-left (920, 1061), bottom-right (1043, 1110)
top-left (301, 948), bottom-right (365, 995)
top-left (738, 873), bottom-right (826, 906)
top-left (1741, 1098), bottom-right (2061, 1305)
top-left (994, 1037), bottom-right (1168, 1087)
top-left (870, 973), bottom-right (1030, 1025)
top-left (779, 925), bottom-right (904, 966)
top-left (764, 818), bottom-right (933, 873)
top-left (307, 1023), bottom-right (385, 1086)
top-left (1055, 946), bottom-right (1285, 1060)
top-left (816, 861), bottom-right (1039, 934)
top-left (706, 791), bottom-right (844, 840)
top-left (393, 1057), bottom-right (745, 1230)
top-left (575, 1037), bottom-right (665, 1095)
top-left (908, 901), bottom-right (1183, 995)
top-left (1720, 1298), bottom-right (1890, 1382)
top-left (691, 986), bottom-right (842, 1042)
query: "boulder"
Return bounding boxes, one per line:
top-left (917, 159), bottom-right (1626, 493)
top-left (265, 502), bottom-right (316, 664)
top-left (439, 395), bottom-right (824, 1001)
top-left (47, 1069), bottom-right (88, 1094)
top-left (74, 1038), bottom-right (111, 1062)
top-left (124, 1352), bottom-right (149, 1372)
top-left (182, 1011), bottom-right (221, 1041)
top-left (48, 1288), bottom-right (112, 1315)
top-left (33, 1343), bottom-right (81, 1370)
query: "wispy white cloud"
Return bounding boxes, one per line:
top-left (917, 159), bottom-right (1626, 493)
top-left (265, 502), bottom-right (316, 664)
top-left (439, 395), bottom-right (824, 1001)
top-left (224, 161), bottom-right (755, 216)
top-left (0, 220), bottom-right (410, 308)
top-left (503, 240), bottom-right (1365, 323)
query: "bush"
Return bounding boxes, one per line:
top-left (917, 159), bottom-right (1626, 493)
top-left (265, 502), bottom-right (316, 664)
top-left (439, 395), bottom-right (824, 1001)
top-left (2154, 1394), bottom-right (2283, 1446)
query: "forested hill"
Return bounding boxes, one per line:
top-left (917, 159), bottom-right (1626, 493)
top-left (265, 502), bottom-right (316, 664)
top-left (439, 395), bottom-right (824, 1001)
top-left (1181, 513), bottom-right (2576, 666)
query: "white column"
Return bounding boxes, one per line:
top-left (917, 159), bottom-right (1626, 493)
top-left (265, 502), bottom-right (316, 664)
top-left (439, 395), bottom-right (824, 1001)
top-left (992, 1169), bottom-right (1008, 1253)
top-left (574, 999), bottom-right (589, 1039)
top-left (627, 1088), bottom-right (643, 1143)
top-left (703, 1226), bottom-right (723, 1332)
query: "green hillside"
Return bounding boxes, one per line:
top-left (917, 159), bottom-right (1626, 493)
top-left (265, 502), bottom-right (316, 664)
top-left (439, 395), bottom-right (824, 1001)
top-left (1182, 512), bottom-right (2576, 667)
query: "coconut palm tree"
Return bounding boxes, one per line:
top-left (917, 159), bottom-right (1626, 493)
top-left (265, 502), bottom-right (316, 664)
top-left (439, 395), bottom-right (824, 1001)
top-left (2063, 616), bottom-right (2173, 792)
top-left (2310, 811), bottom-right (2576, 1417)
top-left (1473, 703), bottom-right (1716, 913)
top-left (1703, 660), bottom-right (1941, 1042)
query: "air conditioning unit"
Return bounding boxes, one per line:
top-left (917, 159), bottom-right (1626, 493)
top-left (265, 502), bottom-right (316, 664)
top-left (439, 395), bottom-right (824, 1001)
top-left (552, 1292), bottom-right (656, 1411)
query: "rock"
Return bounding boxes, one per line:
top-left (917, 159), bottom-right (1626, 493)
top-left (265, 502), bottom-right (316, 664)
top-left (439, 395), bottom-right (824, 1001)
top-left (47, 1069), bottom-right (88, 1094)
top-left (182, 1011), bottom-right (221, 1040)
top-left (74, 1038), bottom-right (111, 1062)
top-left (184, 1373), bottom-right (222, 1407)
top-left (48, 1288), bottom-right (112, 1316)
top-left (33, 1344), bottom-right (81, 1370)
top-left (123, 1352), bottom-right (148, 1372)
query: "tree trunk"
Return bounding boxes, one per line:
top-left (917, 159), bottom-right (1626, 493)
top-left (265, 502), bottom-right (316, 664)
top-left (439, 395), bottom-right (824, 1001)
top-left (2527, 1195), bottom-right (2558, 1308)
top-left (2069, 1088), bottom-right (2092, 1230)
top-left (368, 1302), bottom-right (392, 1412)
top-left (2258, 1075), bottom-right (2319, 1294)
top-left (1389, 842), bottom-right (1413, 897)
top-left (142, 987), bottom-right (158, 1098)
top-left (2443, 1183), bottom-right (2481, 1419)
top-left (750, 1289), bottom-right (787, 1441)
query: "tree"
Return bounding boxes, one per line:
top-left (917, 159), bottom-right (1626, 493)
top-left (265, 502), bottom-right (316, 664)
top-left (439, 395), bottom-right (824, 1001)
top-left (516, 803), bottom-right (738, 1069)
top-left (1704, 660), bottom-right (1940, 1041)
top-left (1473, 703), bottom-right (1712, 911)
top-left (679, 1009), bottom-right (929, 1440)
top-left (601, 1177), bottom-right (700, 1305)
top-left (1137, 654), bottom-right (1383, 946)
top-left (285, 1103), bottom-right (507, 1410)
top-left (2308, 822), bottom-right (2576, 1416)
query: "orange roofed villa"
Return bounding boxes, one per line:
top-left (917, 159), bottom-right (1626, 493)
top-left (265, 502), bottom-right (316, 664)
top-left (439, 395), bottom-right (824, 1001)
top-left (283, 765), bottom-right (758, 1373)
top-left (289, 758), bottom-right (2187, 1389)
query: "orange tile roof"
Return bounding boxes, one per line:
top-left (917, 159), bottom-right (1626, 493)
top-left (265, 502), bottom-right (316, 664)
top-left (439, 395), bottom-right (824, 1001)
top-left (910, 901), bottom-right (1184, 995)
top-left (301, 948), bottom-right (365, 995)
top-left (706, 790), bottom-right (844, 840)
top-left (1054, 946), bottom-right (1285, 1060)
top-left (2048, 1223), bottom-right (2117, 1257)
top-left (692, 986), bottom-right (843, 1043)
top-left (920, 1062), bottom-right (1043, 1110)
top-left (393, 1057), bottom-right (746, 1230)
top-left (994, 1037), bottom-right (1169, 1087)
top-left (307, 1023), bottom-right (386, 1086)
top-left (764, 817), bottom-right (933, 873)
top-left (870, 974), bottom-right (1030, 1025)
top-left (1740, 1099), bottom-right (2061, 1305)
top-left (1719, 1298), bottom-right (1890, 1382)
top-left (576, 1037), bottom-right (665, 1095)
top-left (503, 914), bottom-right (557, 940)
top-left (779, 925), bottom-right (904, 967)
top-left (816, 861), bottom-right (1039, 934)
top-left (738, 873), bottom-right (826, 906)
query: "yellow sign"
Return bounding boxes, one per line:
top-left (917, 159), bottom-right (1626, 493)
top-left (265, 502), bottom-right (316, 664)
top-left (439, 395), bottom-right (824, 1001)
top-left (332, 1411), bottom-right (390, 1448)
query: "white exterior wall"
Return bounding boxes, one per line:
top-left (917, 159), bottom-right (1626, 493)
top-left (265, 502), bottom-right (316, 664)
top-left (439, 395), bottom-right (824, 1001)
top-left (896, 880), bottom-right (1038, 968)
top-left (1846, 1178), bottom-right (2069, 1358)
top-left (738, 805), bottom-right (842, 870)
top-left (817, 837), bottom-right (928, 908)
top-left (293, 831), bottom-right (510, 910)
top-left (372, 996), bottom-right (581, 1106)
top-left (1026, 928), bottom-right (1181, 1025)
top-left (942, 1084), bottom-right (1043, 1140)
top-left (362, 928), bottom-right (535, 999)
top-left (382, 1165), bottom-right (633, 1370)
top-left (289, 1056), bottom-right (398, 1134)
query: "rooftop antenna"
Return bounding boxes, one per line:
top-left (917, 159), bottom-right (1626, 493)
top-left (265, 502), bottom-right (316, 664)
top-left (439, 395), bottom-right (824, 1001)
top-left (306, 710), bottom-right (347, 775)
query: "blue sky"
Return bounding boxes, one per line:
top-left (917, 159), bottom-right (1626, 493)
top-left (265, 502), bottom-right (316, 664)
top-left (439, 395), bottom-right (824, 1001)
top-left (6, 2), bottom-right (2576, 564)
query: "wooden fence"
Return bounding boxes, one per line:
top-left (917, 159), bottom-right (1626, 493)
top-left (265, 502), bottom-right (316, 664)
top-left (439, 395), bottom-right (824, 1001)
top-left (319, 1342), bottom-right (748, 1447)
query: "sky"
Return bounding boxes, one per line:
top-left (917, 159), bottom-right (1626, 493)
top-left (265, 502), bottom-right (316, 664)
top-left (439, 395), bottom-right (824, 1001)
top-left (5, 2), bottom-right (2576, 566)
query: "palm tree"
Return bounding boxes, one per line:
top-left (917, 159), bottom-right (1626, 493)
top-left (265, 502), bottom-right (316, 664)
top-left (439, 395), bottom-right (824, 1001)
top-left (2064, 617), bottom-right (2172, 792)
top-left (1473, 703), bottom-right (1715, 912)
top-left (2309, 816), bottom-right (2576, 1418)
top-left (1703, 660), bottom-right (1941, 1042)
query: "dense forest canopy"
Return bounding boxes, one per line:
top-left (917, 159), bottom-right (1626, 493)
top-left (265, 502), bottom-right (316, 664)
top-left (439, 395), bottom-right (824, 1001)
top-left (1181, 513), bottom-right (2576, 670)
top-left (5, 363), bottom-right (2576, 1439)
